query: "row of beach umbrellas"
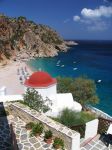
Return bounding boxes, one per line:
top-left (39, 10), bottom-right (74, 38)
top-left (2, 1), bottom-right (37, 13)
top-left (17, 67), bottom-right (30, 84)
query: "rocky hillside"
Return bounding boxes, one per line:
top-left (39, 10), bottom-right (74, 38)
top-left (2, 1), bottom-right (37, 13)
top-left (0, 14), bottom-right (68, 64)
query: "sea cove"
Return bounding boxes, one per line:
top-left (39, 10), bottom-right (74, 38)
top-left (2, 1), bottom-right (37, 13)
top-left (29, 40), bottom-right (112, 116)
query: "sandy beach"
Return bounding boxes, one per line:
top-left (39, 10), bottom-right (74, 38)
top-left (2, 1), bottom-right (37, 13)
top-left (0, 61), bottom-right (32, 95)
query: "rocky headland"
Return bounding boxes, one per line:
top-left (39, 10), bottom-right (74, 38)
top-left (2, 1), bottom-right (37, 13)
top-left (0, 14), bottom-right (74, 66)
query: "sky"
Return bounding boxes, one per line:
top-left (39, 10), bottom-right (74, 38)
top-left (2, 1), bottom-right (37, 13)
top-left (0, 0), bottom-right (112, 40)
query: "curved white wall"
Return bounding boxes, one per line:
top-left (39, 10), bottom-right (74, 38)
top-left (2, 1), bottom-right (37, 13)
top-left (24, 84), bottom-right (57, 105)
top-left (0, 95), bottom-right (23, 102)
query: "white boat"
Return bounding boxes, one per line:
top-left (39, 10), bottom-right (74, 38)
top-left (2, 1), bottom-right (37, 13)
top-left (56, 64), bottom-right (60, 66)
top-left (73, 68), bottom-right (78, 70)
top-left (97, 80), bottom-right (102, 83)
top-left (61, 65), bottom-right (64, 67)
top-left (57, 60), bottom-right (61, 64)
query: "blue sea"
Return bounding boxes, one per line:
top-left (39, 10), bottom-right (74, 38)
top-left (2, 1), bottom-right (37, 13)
top-left (28, 40), bottom-right (112, 116)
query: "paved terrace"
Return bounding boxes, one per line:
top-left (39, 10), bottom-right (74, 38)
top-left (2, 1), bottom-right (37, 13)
top-left (0, 115), bottom-right (61, 150)
top-left (81, 135), bottom-right (112, 150)
top-left (0, 102), bottom-right (112, 150)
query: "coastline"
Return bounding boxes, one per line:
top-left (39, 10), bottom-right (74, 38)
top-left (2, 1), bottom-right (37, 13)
top-left (26, 42), bottom-right (112, 116)
top-left (0, 41), bottom-right (74, 96)
top-left (0, 47), bottom-right (112, 117)
top-left (0, 39), bottom-right (78, 97)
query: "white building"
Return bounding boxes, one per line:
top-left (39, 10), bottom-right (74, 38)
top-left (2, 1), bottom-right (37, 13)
top-left (0, 86), bottom-right (6, 96)
top-left (24, 71), bottom-right (82, 117)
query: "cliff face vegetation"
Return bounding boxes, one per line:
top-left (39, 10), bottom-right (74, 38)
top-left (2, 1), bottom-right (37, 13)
top-left (0, 14), bottom-right (68, 64)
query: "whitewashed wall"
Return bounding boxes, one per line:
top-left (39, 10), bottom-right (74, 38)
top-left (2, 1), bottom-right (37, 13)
top-left (0, 87), bottom-right (6, 95)
top-left (85, 119), bottom-right (99, 140)
top-left (36, 84), bottom-right (56, 98)
top-left (0, 95), bottom-right (23, 102)
top-left (72, 133), bottom-right (80, 150)
top-left (25, 84), bottom-right (57, 105)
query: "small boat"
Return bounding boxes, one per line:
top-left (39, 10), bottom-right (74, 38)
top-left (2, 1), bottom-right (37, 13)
top-left (57, 60), bottom-right (61, 64)
top-left (73, 68), bottom-right (78, 70)
top-left (73, 61), bottom-right (76, 63)
top-left (61, 65), bottom-right (64, 67)
top-left (56, 64), bottom-right (60, 66)
top-left (97, 80), bottom-right (102, 83)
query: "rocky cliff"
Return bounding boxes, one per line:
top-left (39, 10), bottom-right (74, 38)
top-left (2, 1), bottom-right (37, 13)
top-left (0, 14), bottom-right (68, 64)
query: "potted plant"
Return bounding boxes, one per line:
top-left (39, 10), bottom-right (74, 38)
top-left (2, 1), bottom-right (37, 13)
top-left (25, 122), bottom-right (35, 130)
top-left (30, 122), bottom-right (44, 137)
top-left (53, 137), bottom-right (64, 150)
top-left (44, 130), bottom-right (53, 144)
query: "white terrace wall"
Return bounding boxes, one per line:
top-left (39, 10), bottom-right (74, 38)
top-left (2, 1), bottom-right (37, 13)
top-left (85, 119), bottom-right (99, 140)
top-left (86, 106), bottom-right (112, 120)
top-left (0, 95), bottom-right (23, 103)
top-left (8, 102), bottom-right (80, 150)
top-left (0, 86), bottom-right (6, 95)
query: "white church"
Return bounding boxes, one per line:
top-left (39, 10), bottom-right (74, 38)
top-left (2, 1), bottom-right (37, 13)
top-left (24, 71), bottom-right (82, 116)
top-left (0, 71), bottom-right (82, 116)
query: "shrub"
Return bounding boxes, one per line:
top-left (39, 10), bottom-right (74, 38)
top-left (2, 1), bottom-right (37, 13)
top-left (18, 16), bottom-right (26, 21)
top-left (4, 51), bottom-right (11, 59)
top-left (53, 137), bottom-right (64, 149)
top-left (44, 130), bottom-right (53, 144)
top-left (80, 111), bottom-right (96, 123)
top-left (53, 108), bottom-right (96, 127)
top-left (23, 88), bottom-right (52, 113)
top-left (25, 122), bottom-right (35, 130)
top-left (44, 130), bottom-right (53, 139)
top-left (30, 122), bottom-right (44, 136)
top-left (57, 108), bottom-right (84, 127)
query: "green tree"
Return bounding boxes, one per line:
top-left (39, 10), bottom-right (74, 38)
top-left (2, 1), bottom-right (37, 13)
top-left (23, 88), bottom-right (52, 113)
top-left (57, 76), bottom-right (99, 108)
top-left (57, 77), bottom-right (73, 93)
top-left (72, 77), bottom-right (99, 108)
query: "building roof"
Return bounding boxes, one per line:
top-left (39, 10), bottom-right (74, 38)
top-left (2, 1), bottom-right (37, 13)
top-left (24, 71), bottom-right (57, 88)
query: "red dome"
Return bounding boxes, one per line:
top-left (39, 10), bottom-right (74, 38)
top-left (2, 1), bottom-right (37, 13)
top-left (24, 71), bottom-right (57, 88)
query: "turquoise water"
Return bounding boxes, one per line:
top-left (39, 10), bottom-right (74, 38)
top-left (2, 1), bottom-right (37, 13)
top-left (28, 40), bottom-right (112, 116)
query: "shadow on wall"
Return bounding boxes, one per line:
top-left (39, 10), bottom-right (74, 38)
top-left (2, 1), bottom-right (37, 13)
top-left (0, 102), bottom-right (18, 150)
